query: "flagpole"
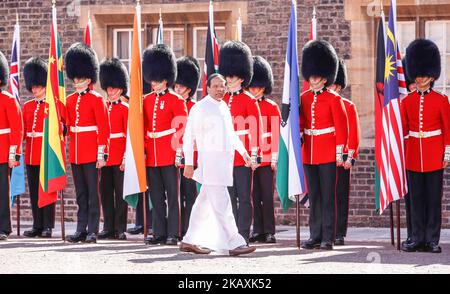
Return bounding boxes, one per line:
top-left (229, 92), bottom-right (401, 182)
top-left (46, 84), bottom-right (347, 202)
top-left (296, 195), bottom-right (300, 248)
top-left (396, 201), bottom-right (401, 250)
top-left (390, 204), bottom-right (394, 246)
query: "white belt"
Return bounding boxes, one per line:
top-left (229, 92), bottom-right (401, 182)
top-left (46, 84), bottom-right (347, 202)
top-left (70, 126), bottom-right (98, 133)
top-left (262, 132), bottom-right (272, 139)
top-left (110, 132), bottom-right (126, 139)
top-left (27, 132), bottom-right (43, 138)
top-left (236, 129), bottom-right (250, 136)
top-left (409, 129), bottom-right (442, 139)
top-left (0, 128), bottom-right (11, 135)
top-left (147, 128), bottom-right (176, 139)
top-left (304, 127), bottom-right (335, 136)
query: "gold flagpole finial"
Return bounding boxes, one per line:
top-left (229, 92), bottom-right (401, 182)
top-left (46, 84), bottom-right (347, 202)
top-left (52, 0), bottom-right (56, 6)
top-left (16, 12), bottom-right (19, 23)
top-left (380, 0), bottom-right (384, 13)
top-left (136, 0), bottom-right (140, 6)
top-left (159, 8), bottom-right (162, 20)
top-left (313, 6), bottom-right (316, 17)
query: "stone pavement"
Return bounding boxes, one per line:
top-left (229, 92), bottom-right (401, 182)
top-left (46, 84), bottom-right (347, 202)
top-left (0, 222), bottom-right (449, 274)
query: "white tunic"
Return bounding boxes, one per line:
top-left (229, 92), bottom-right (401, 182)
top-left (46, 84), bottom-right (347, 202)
top-left (182, 95), bottom-right (248, 252)
top-left (183, 95), bottom-right (247, 186)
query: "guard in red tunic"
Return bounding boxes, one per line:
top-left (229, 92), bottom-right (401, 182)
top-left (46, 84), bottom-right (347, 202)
top-left (22, 57), bottom-right (66, 238)
top-left (300, 40), bottom-right (348, 250)
top-left (174, 56), bottom-right (200, 236)
top-left (219, 41), bottom-right (262, 243)
top-left (98, 58), bottom-right (129, 241)
top-left (142, 44), bottom-right (188, 246)
top-left (401, 39), bottom-right (450, 253)
top-left (0, 51), bottom-right (23, 241)
top-left (247, 56), bottom-right (280, 244)
top-left (328, 59), bottom-right (360, 246)
top-left (65, 43), bottom-right (111, 243)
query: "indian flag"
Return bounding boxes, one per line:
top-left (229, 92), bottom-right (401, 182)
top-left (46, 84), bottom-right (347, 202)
top-left (123, 3), bottom-right (147, 208)
top-left (38, 4), bottom-right (66, 208)
top-left (276, 0), bottom-right (306, 212)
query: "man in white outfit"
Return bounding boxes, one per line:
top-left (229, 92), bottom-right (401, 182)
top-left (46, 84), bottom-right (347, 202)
top-left (180, 74), bottom-right (256, 256)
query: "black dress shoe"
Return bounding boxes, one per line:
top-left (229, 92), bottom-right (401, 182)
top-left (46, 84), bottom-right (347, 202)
top-left (24, 228), bottom-right (42, 238)
top-left (249, 233), bottom-right (265, 243)
top-left (426, 242), bottom-right (442, 254)
top-left (401, 237), bottom-right (413, 248)
top-left (264, 234), bottom-right (276, 243)
top-left (40, 228), bottom-right (52, 238)
top-left (66, 232), bottom-right (87, 243)
top-left (116, 232), bottom-right (127, 240)
top-left (144, 235), bottom-right (166, 245)
top-left (301, 239), bottom-right (321, 250)
top-left (85, 233), bottom-right (97, 244)
top-left (401, 241), bottom-right (425, 252)
top-left (334, 236), bottom-right (345, 246)
top-left (98, 230), bottom-right (115, 239)
top-left (127, 226), bottom-right (144, 235)
top-left (0, 233), bottom-right (8, 241)
top-left (166, 237), bottom-right (179, 246)
top-left (320, 242), bottom-right (333, 250)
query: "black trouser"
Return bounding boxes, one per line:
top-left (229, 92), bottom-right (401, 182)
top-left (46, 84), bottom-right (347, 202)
top-left (404, 192), bottom-right (412, 239)
top-left (252, 165), bottom-right (275, 235)
top-left (336, 166), bottom-right (350, 238)
top-left (180, 169), bottom-right (198, 236)
top-left (304, 163), bottom-right (337, 243)
top-left (71, 163), bottom-right (100, 234)
top-left (407, 169), bottom-right (443, 245)
top-left (0, 163), bottom-right (11, 235)
top-left (100, 165), bottom-right (128, 234)
top-left (228, 166), bottom-right (253, 242)
top-left (135, 192), bottom-right (152, 229)
top-left (147, 166), bottom-right (179, 238)
top-left (26, 165), bottom-right (55, 230)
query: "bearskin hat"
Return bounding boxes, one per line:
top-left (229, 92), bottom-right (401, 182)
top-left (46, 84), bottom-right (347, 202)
top-left (23, 57), bottom-right (48, 92)
top-left (301, 40), bottom-right (338, 87)
top-left (333, 59), bottom-right (348, 90)
top-left (142, 44), bottom-right (177, 86)
top-left (65, 42), bottom-right (99, 83)
top-left (248, 56), bottom-right (274, 95)
top-left (0, 51), bottom-right (9, 88)
top-left (99, 58), bottom-right (129, 94)
top-left (176, 56), bottom-right (200, 98)
top-left (405, 38), bottom-right (441, 81)
top-left (219, 41), bottom-right (254, 88)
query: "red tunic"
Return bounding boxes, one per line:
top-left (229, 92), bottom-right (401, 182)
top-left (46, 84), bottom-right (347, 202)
top-left (300, 89), bottom-right (348, 165)
top-left (106, 99), bottom-right (128, 166)
top-left (257, 97), bottom-right (281, 167)
top-left (143, 89), bottom-right (188, 167)
top-left (23, 98), bottom-right (66, 165)
top-left (223, 90), bottom-right (262, 167)
top-left (0, 91), bottom-right (23, 164)
top-left (66, 90), bottom-right (111, 164)
top-left (401, 89), bottom-right (450, 172)
top-left (342, 97), bottom-right (360, 159)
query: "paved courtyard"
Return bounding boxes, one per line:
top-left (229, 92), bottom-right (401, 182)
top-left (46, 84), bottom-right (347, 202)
top-left (1, 222), bottom-right (449, 274)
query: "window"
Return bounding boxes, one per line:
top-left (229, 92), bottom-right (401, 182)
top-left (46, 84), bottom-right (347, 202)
top-left (151, 27), bottom-right (185, 57)
top-left (426, 21), bottom-right (450, 94)
top-left (193, 26), bottom-right (226, 99)
top-left (397, 21), bottom-right (416, 56)
top-left (113, 28), bottom-right (144, 71)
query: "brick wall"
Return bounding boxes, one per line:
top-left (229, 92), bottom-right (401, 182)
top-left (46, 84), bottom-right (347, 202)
top-left (1, 0), bottom-right (449, 228)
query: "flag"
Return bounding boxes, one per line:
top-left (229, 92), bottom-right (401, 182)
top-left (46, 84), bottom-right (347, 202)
top-left (157, 12), bottom-right (164, 45)
top-left (276, 0), bottom-right (306, 212)
top-left (301, 6), bottom-right (316, 93)
top-left (57, 34), bottom-right (66, 105)
top-left (377, 0), bottom-right (407, 214)
top-left (202, 0), bottom-right (220, 97)
top-left (234, 10), bottom-right (242, 41)
top-left (374, 10), bottom-right (386, 213)
top-left (123, 3), bottom-right (147, 208)
top-left (9, 15), bottom-right (26, 206)
top-left (38, 3), bottom-right (67, 208)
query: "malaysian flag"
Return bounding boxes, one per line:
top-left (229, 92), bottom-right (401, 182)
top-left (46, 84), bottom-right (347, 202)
top-left (377, 0), bottom-right (407, 214)
top-left (202, 0), bottom-right (220, 97)
top-left (9, 14), bottom-right (26, 205)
